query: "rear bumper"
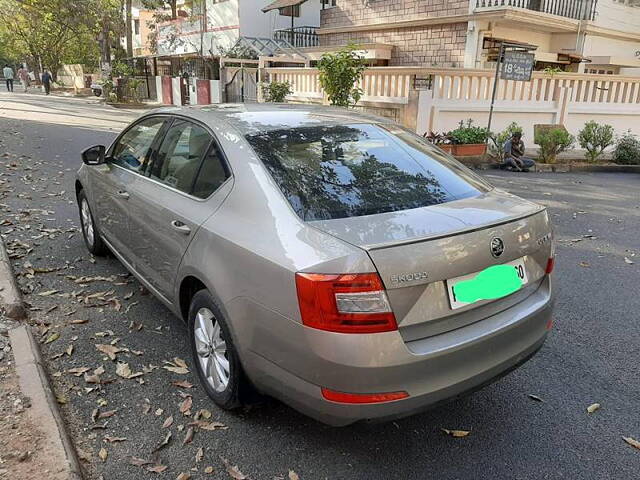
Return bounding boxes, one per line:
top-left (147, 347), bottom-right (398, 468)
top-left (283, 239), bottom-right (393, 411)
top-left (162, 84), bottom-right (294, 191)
top-left (242, 277), bottom-right (553, 426)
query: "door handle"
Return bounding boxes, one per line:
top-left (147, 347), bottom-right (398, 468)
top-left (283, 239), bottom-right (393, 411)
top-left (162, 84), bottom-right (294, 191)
top-left (117, 190), bottom-right (130, 200)
top-left (171, 220), bottom-right (191, 235)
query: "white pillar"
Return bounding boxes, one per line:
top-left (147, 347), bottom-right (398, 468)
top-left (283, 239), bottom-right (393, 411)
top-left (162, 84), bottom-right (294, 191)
top-left (172, 77), bottom-right (182, 106)
top-left (155, 76), bottom-right (162, 103)
top-left (210, 80), bottom-right (221, 104)
top-left (416, 89), bottom-right (436, 135)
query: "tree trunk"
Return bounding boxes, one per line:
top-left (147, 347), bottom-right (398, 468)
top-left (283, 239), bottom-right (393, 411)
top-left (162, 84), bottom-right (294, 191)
top-left (126, 0), bottom-right (133, 58)
top-left (100, 15), bottom-right (112, 78)
top-left (170, 0), bottom-right (177, 19)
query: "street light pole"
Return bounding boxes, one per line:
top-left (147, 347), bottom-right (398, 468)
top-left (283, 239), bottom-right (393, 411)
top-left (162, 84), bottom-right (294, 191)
top-left (487, 42), bottom-right (504, 141)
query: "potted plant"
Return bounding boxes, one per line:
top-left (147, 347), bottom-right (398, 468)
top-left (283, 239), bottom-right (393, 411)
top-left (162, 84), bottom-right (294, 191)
top-left (449, 119), bottom-right (489, 156)
top-left (424, 131), bottom-right (454, 153)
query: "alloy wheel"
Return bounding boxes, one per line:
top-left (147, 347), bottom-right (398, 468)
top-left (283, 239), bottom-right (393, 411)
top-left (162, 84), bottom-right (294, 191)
top-left (194, 307), bottom-right (230, 392)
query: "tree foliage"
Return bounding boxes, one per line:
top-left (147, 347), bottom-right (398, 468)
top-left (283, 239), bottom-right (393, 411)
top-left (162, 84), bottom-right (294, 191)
top-left (534, 127), bottom-right (575, 164)
top-left (317, 44), bottom-right (367, 107)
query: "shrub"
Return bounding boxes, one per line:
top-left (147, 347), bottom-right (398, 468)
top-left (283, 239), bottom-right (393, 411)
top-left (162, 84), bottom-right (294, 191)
top-left (489, 122), bottom-right (523, 162)
top-left (262, 81), bottom-right (292, 103)
top-left (578, 121), bottom-right (615, 162)
top-left (112, 61), bottom-right (133, 78)
top-left (534, 127), bottom-right (575, 164)
top-left (613, 131), bottom-right (640, 165)
top-left (317, 44), bottom-right (367, 107)
top-left (127, 78), bottom-right (143, 103)
top-left (449, 119), bottom-right (489, 145)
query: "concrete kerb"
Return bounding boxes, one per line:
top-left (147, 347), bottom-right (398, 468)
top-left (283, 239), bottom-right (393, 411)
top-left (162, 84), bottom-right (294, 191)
top-left (0, 235), bottom-right (27, 320)
top-left (9, 325), bottom-right (84, 480)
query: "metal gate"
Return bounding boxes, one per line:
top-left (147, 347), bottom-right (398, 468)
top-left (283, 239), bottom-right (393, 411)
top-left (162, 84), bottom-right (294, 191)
top-left (224, 67), bottom-right (258, 103)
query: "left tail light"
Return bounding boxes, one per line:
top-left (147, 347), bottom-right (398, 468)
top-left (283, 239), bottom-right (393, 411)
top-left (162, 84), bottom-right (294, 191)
top-left (295, 273), bottom-right (397, 334)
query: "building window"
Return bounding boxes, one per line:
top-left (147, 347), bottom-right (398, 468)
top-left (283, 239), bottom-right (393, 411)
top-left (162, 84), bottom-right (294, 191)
top-left (321, 0), bottom-right (337, 7)
top-left (134, 19), bottom-right (140, 35)
top-left (280, 5), bottom-right (300, 17)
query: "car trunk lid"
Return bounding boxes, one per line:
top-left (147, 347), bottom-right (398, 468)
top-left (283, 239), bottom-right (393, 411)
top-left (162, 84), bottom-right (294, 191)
top-left (309, 189), bottom-right (552, 340)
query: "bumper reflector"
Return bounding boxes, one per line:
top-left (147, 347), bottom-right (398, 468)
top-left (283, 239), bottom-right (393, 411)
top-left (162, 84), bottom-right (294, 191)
top-left (321, 388), bottom-right (409, 404)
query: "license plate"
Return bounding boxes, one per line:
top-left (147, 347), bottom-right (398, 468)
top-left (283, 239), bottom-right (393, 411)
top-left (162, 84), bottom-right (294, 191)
top-left (446, 257), bottom-right (529, 310)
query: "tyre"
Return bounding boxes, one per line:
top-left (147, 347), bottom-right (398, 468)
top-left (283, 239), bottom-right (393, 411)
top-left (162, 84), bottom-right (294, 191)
top-left (93, 89), bottom-right (102, 97)
top-left (77, 189), bottom-right (108, 256)
top-left (188, 290), bottom-right (245, 410)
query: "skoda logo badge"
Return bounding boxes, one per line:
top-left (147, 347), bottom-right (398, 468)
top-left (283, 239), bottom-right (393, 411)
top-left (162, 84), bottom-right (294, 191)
top-left (490, 237), bottom-right (505, 258)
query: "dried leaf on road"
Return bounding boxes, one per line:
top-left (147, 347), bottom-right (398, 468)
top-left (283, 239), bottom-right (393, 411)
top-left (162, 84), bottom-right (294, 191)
top-left (116, 362), bottom-right (132, 378)
top-left (163, 416), bottom-right (174, 428)
top-left (180, 396), bottom-right (193, 414)
top-left (44, 332), bottom-right (60, 344)
top-left (289, 470), bottom-right (300, 480)
top-left (528, 394), bottom-right (544, 402)
top-left (147, 464), bottom-right (168, 473)
top-left (177, 474), bottom-right (191, 480)
top-left (152, 431), bottom-right (172, 453)
top-left (579, 261), bottom-right (591, 268)
top-left (196, 447), bottom-right (204, 463)
top-left (98, 409), bottom-right (117, 419)
top-left (172, 380), bottom-right (194, 389)
top-left (96, 344), bottom-right (122, 361)
top-left (98, 447), bottom-right (108, 462)
top-left (587, 403), bottom-right (601, 414)
top-left (104, 436), bottom-right (127, 443)
top-left (65, 344), bottom-right (74, 356)
top-left (164, 365), bottom-right (190, 374)
top-left (204, 466), bottom-right (214, 474)
top-left (38, 289), bottom-right (59, 296)
top-left (221, 457), bottom-right (247, 480)
top-left (129, 457), bottom-right (152, 467)
top-left (624, 257), bottom-right (635, 265)
top-left (67, 367), bottom-right (90, 377)
top-left (190, 420), bottom-right (228, 431)
top-left (183, 426), bottom-right (194, 445)
top-left (623, 437), bottom-right (640, 451)
top-left (441, 428), bottom-right (471, 438)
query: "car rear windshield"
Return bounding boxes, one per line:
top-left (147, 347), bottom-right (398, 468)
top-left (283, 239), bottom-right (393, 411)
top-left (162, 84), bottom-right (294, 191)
top-left (246, 124), bottom-right (489, 221)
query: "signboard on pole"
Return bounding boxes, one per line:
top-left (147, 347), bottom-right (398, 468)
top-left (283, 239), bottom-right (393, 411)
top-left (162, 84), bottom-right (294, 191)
top-left (501, 52), bottom-right (535, 82)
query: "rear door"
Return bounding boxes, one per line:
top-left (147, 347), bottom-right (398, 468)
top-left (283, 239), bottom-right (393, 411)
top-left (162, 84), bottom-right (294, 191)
top-left (89, 116), bottom-right (167, 262)
top-left (128, 117), bottom-right (231, 299)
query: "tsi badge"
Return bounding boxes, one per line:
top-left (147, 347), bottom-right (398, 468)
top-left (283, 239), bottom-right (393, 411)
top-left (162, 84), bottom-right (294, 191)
top-left (391, 271), bottom-right (428, 285)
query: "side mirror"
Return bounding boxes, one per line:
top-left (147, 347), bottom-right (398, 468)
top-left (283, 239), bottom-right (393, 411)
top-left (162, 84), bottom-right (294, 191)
top-left (82, 145), bottom-right (106, 165)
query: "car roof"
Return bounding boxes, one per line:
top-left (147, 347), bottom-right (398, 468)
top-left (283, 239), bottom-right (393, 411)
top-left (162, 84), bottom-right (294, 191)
top-left (146, 103), bottom-right (394, 135)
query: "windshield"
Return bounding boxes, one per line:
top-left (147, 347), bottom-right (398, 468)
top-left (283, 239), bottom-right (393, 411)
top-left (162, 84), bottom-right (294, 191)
top-left (246, 124), bottom-right (490, 221)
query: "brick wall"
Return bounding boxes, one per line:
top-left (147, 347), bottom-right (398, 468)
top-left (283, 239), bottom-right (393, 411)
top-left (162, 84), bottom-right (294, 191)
top-left (320, 0), bottom-right (470, 67)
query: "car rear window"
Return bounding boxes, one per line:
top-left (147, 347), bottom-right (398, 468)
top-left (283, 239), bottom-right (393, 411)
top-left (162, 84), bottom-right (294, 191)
top-left (246, 124), bottom-right (490, 221)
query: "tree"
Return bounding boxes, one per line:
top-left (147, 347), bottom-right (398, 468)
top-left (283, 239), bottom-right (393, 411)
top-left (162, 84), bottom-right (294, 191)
top-left (317, 44), bottom-right (367, 107)
top-left (125, 0), bottom-right (133, 58)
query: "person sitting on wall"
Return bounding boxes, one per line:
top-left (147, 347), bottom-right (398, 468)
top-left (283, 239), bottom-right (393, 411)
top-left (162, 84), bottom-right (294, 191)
top-left (503, 132), bottom-right (535, 172)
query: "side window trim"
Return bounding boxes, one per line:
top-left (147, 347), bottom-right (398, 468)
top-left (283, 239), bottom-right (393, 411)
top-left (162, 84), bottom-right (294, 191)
top-left (144, 117), bottom-right (175, 178)
top-left (189, 139), bottom-right (228, 197)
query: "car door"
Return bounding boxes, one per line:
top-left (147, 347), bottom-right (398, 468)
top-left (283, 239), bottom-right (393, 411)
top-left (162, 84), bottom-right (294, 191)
top-left (89, 116), bottom-right (167, 262)
top-left (128, 117), bottom-right (231, 300)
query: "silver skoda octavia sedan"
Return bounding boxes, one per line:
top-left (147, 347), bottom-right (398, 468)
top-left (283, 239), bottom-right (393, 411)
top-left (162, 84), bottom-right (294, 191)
top-left (76, 104), bottom-right (554, 426)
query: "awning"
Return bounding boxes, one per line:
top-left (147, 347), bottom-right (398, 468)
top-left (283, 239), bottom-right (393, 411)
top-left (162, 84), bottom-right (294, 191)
top-left (262, 0), bottom-right (308, 13)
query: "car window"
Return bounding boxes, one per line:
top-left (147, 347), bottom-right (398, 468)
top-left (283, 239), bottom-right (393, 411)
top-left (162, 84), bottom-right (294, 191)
top-left (245, 124), bottom-right (490, 221)
top-left (149, 120), bottom-right (212, 194)
top-left (111, 117), bottom-right (165, 173)
top-left (192, 143), bottom-right (230, 199)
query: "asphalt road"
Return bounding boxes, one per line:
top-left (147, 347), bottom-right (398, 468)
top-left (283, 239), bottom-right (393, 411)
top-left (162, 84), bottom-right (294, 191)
top-left (1, 92), bottom-right (639, 480)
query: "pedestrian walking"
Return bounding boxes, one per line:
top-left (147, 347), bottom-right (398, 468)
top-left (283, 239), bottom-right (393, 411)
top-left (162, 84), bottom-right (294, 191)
top-left (17, 66), bottom-right (29, 93)
top-left (41, 69), bottom-right (52, 95)
top-left (3, 65), bottom-right (14, 92)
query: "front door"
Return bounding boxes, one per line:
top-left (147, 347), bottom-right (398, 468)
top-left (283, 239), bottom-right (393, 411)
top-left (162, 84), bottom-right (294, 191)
top-left (128, 118), bottom-right (231, 299)
top-left (90, 116), bottom-right (167, 262)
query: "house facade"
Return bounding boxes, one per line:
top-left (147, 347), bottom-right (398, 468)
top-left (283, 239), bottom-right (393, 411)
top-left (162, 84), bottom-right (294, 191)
top-left (154, 0), bottom-right (322, 57)
top-left (319, 0), bottom-right (640, 74)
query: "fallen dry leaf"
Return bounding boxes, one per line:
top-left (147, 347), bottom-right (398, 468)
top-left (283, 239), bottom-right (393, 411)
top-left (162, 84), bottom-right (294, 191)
top-left (176, 474), bottom-right (191, 480)
top-left (180, 396), bottom-right (193, 414)
top-left (65, 344), bottom-right (74, 356)
top-left (172, 380), bottom-right (194, 389)
top-left (96, 344), bottom-right (122, 361)
top-left (196, 447), bottom-right (204, 463)
top-left (289, 470), bottom-right (300, 480)
top-left (98, 409), bottom-right (117, 419)
top-left (116, 362), bottom-right (132, 379)
top-left (221, 457), bottom-right (247, 480)
top-left (624, 257), bottom-right (635, 265)
top-left (579, 261), bottom-right (591, 268)
top-left (623, 436), bottom-right (640, 451)
top-left (174, 357), bottom-right (188, 368)
top-left (528, 394), bottom-right (544, 402)
top-left (163, 416), bottom-right (174, 428)
top-left (183, 426), bottom-right (194, 445)
top-left (164, 365), bottom-right (189, 375)
top-left (44, 332), bottom-right (60, 344)
top-left (104, 436), bottom-right (127, 443)
top-left (67, 367), bottom-right (91, 377)
top-left (204, 466), bottom-right (214, 474)
top-left (129, 457), bottom-right (152, 467)
top-left (441, 428), bottom-right (471, 438)
top-left (587, 403), bottom-right (601, 414)
top-left (147, 464), bottom-right (168, 473)
top-left (190, 420), bottom-right (228, 431)
top-left (98, 447), bottom-right (108, 462)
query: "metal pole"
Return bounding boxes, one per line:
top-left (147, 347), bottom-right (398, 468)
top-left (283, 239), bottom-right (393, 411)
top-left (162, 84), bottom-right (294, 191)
top-left (487, 42), bottom-right (504, 143)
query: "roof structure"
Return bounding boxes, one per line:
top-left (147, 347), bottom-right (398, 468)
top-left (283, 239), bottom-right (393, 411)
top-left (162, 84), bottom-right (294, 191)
top-left (261, 0), bottom-right (309, 13)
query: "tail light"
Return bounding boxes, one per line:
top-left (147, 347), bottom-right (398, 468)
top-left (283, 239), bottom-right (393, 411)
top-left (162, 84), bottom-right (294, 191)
top-left (321, 388), bottom-right (409, 404)
top-left (295, 272), bottom-right (397, 334)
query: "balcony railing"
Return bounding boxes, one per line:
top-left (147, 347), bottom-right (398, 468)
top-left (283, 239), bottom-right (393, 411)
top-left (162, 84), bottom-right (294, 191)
top-left (273, 26), bottom-right (319, 48)
top-left (475, 0), bottom-right (598, 21)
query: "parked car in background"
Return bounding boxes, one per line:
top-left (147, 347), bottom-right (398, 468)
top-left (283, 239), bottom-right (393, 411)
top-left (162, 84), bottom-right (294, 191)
top-left (75, 104), bottom-right (555, 426)
top-left (90, 83), bottom-right (102, 97)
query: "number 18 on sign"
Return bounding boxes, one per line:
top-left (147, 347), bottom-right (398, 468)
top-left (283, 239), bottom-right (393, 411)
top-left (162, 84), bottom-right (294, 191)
top-left (501, 52), bottom-right (535, 82)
